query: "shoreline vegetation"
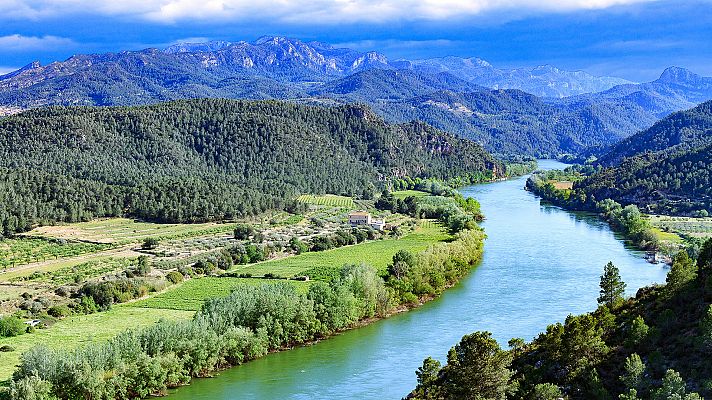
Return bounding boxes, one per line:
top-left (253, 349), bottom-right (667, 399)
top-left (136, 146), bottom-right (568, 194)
top-left (407, 239), bottom-right (712, 400)
top-left (0, 180), bottom-right (491, 400)
top-left (524, 166), bottom-right (704, 259)
top-left (3, 229), bottom-right (485, 400)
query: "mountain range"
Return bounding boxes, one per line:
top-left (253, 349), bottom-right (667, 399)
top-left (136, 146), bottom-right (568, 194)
top-left (2, 36), bottom-right (712, 157)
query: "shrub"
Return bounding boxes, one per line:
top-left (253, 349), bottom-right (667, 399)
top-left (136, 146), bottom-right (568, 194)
top-left (0, 316), bottom-right (26, 338)
top-left (233, 224), bottom-right (254, 240)
top-left (141, 237), bottom-right (159, 250)
top-left (166, 271), bottom-right (184, 284)
top-left (47, 305), bottom-right (71, 318)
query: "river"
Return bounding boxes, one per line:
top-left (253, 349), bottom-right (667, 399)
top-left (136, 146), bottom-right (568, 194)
top-left (168, 159), bottom-right (668, 400)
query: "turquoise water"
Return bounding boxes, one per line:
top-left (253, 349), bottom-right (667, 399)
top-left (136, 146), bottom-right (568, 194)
top-left (168, 159), bottom-right (667, 399)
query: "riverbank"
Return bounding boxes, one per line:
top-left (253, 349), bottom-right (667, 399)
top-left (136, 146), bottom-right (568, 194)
top-left (525, 167), bottom-right (682, 257)
top-left (2, 221), bottom-right (486, 399)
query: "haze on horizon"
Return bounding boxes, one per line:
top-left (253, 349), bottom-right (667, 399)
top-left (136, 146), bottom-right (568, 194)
top-left (0, 0), bottom-right (711, 82)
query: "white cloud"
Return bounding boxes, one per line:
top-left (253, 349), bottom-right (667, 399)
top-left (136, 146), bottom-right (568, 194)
top-left (0, 0), bottom-right (661, 23)
top-left (0, 34), bottom-right (75, 51)
top-left (0, 66), bottom-right (20, 75)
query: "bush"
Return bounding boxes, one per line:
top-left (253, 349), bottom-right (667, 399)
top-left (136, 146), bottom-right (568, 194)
top-left (47, 304), bottom-right (71, 318)
top-left (141, 237), bottom-right (159, 250)
top-left (166, 271), bottom-right (184, 284)
top-left (0, 316), bottom-right (26, 338)
top-left (233, 224), bottom-right (254, 240)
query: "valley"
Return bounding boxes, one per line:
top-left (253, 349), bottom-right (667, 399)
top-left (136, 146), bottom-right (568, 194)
top-left (1, 9), bottom-right (712, 399)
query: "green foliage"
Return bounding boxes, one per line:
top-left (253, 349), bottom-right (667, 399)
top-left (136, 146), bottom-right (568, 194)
top-left (651, 370), bottom-right (701, 400)
top-left (233, 224), bottom-right (255, 240)
top-left (620, 353), bottom-right (646, 391)
top-left (574, 101), bottom-right (712, 216)
top-left (598, 262), bottom-right (627, 309)
top-left (666, 251), bottom-right (698, 292)
top-left (626, 317), bottom-right (649, 348)
top-left (700, 305), bottom-right (712, 348)
top-left (530, 383), bottom-right (564, 400)
top-left (141, 238), bottom-right (159, 250)
top-left (0, 99), bottom-right (500, 236)
top-left (165, 271), bottom-right (183, 284)
top-left (288, 236), bottom-right (308, 255)
top-left (0, 238), bottom-right (110, 269)
top-left (440, 332), bottom-right (513, 400)
top-left (0, 316), bottom-right (26, 338)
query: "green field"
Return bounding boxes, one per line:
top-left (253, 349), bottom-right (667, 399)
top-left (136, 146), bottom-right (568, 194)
top-left (234, 222), bottom-right (450, 279)
top-left (25, 218), bottom-right (236, 245)
top-left (133, 277), bottom-right (309, 311)
top-left (392, 190), bottom-right (430, 199)
top-left (0, 306), bottom-right (194, 382)
top-left (649, 215), bottom-right (712, 239)
top-left (0, 238), bottom-right (111, 270)
top-left (296, 194), bottom-right (355, 208)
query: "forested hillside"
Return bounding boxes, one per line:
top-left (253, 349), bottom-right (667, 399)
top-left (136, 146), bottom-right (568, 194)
top-left (409, 241), bottom-right (712, 399)
top-left (572, 101), bottom-right (712, 215)
top-left (0, 99), bottom-right (501, 236)
top-left (597, 100), bottom-right (712, 165)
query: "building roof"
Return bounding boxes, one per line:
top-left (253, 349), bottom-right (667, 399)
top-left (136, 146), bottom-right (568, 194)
top-left (348, 211), bottom-right (370, 217)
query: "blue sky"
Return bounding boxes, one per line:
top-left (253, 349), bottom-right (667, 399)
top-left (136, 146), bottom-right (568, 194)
top-left (1, 0), bottom-right (711, 82)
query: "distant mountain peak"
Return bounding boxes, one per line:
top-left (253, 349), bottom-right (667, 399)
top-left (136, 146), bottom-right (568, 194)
top-left (657, 66), bottom-right (704, 85)
top-left (0, 61), bottom-right (41, 80)
top-left (165, 40), bottom-right (234, 54)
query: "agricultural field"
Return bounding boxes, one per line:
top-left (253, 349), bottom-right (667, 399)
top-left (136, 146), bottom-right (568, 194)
top-left (392, 190), bottom-right (430, 199)
top-left (0, 306), bottom-right (194, 382)
top-left (234, 222), bottom-right (450, 279)
top-left (8, 257), bottom-right (137, 285)
top-left (24, 218), bottom-right (237, 245)
top-left (133, 277), bottom-right (309, 311)
top-left (649, 215), bottom-right (712, 239)
top-left (0, 238), bottom-right (110, 270)
top-left (297, 194), bottom-right (355, 208)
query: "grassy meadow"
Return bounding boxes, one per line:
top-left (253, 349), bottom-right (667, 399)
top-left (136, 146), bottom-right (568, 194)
top-left (133, 277), bottom-right (309, 311)
top-left (234, 221), bottom-right (450, 278)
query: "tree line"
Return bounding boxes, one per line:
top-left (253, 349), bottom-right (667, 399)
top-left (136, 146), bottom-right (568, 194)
top-left (0, 99), bottom-right (501, 237)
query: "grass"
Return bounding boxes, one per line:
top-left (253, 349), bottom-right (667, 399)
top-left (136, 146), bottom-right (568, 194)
top-left (296, 194), bottom-right (355, 208)
top-left (132, 277), bottom-right (309, 311)
top-left (392, 190), bottom-right (430, 199)
top-left (233, 222), bottom-right (450, 279)
top-left (649, 215), bottom-right (712, 239)
top-left (0, 306), bottom-right (194, 381)
top-left (24, 218), bottom-right (236, 245)
top-left (650, 227), bottom-right (683, 244)
top-left (0, 238), bottom-right (110, 269)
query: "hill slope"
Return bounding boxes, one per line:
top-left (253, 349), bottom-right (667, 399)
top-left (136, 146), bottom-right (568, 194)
top-left (408, 246), bottom-right (712, 399)
top-left (0, 99), bottom-right (501, 236)
top-left (570, 101), bottom-right (712, 215)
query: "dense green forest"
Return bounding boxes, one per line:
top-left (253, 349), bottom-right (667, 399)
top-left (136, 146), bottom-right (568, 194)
top-left (570, 101), bottom-right (712, 215)
top-left (408, 239), bottom-right (712, 400)
top-left (0, 99), bottom-right (501, 236)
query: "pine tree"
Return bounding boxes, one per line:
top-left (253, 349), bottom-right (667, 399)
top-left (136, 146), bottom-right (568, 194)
top-left (598, 261), bottom-right (627, 308)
